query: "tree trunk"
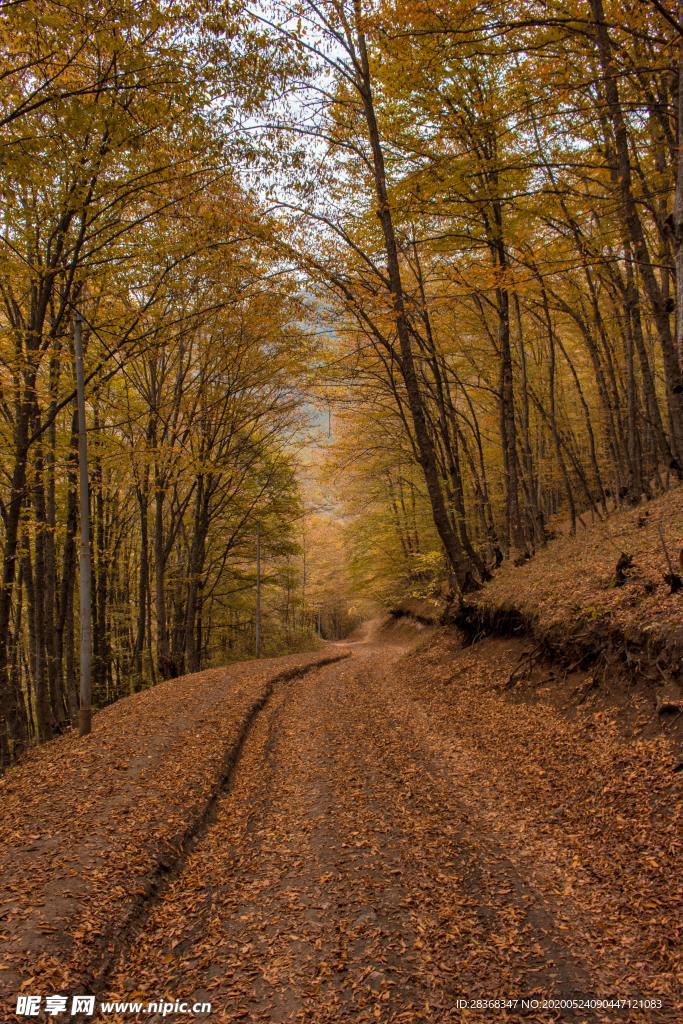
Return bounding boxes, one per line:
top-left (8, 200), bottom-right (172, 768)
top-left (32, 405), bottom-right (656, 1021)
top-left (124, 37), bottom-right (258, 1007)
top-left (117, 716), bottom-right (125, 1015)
top-left (354, 13), bottom-right (480, 590)
top-left (590, 0), bottom-right (683, 462)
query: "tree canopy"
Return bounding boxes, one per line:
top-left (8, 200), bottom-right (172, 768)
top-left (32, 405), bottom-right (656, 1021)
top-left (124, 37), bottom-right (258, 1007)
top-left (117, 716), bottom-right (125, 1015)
top-left (1, 0), bottom-right (682, 761)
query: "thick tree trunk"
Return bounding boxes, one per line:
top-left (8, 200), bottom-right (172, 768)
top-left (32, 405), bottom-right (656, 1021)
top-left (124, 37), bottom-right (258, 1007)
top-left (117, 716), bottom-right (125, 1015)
top-left (0, 385), bottom-right (35, 766)
top-left (354, 15), bottom-right (480, 590)
top-left (513, 296), bottom-right (544, 547)
top-left (674, 31), bottom-right (683, 388)
top-left (496, 276), bottom-right (524, 555)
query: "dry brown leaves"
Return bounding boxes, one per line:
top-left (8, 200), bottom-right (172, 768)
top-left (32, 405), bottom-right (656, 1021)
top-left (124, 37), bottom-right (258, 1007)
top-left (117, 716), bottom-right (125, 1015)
top-left (396, 632), bottom-right (682, 1022)
top-left (0, 650), bottom-right (336, 1017)
top-left (472, 486), bottom-right (683, 670)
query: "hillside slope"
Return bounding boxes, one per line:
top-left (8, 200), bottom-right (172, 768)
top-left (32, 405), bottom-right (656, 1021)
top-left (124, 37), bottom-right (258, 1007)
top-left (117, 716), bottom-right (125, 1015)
top-left (464, 487), bottom-right (683, 692)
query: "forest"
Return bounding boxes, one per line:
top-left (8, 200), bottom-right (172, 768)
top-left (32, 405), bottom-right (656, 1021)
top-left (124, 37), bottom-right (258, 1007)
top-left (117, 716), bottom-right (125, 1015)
top-left (1, 0), bottom-right (682, 766)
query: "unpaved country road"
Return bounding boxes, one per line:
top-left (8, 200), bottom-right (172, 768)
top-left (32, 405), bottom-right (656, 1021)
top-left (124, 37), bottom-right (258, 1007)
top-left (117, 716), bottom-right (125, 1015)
top-left (96, 635), bottom-right (675, 1024)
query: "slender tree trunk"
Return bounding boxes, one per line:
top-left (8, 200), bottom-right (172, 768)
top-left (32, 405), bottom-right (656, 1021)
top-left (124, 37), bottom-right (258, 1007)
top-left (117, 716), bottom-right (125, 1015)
top-left (74, 312), bottom-right (93, 737)
top-left (513, 296), bottom-right (544, 546)
top-left (154, 485), bottom-right (171, 678)
top-left (57, 413), bottom-right (79, 719)
top-left (133, 487), bottom-right (149, 683)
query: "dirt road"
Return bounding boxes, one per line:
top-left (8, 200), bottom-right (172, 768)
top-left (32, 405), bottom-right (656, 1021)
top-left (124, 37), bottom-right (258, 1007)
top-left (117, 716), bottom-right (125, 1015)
top-left (93, 633), bottom-right (679, 1024)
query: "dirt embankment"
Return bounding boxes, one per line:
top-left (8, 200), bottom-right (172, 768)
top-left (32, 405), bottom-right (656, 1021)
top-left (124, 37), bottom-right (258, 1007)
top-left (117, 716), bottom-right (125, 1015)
top-left (387, 489), bottom-right (683, 751)
top-left (442, 488), bottom-right (682, 750)
top-left (466, 487), bottom-right (682, 673)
